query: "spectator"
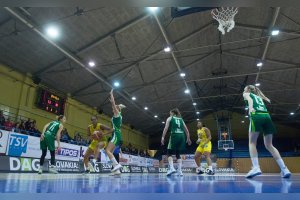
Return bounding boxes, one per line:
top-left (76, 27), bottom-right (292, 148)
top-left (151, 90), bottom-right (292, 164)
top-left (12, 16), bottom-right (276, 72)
top-left (25, 118), bottom-right (31, 130)
top-left (61, 132), bottom-right (69, 141)
top-left (12, 122), bottom-right (21, 133)
top-left (0, 110), bottom-right (5, 128)
top-left (4, 118), bottom-right (14, 131)
top-left (63, 128), bottom-right (71, 140)
top-left (19, 120), bottom-right (25, 130)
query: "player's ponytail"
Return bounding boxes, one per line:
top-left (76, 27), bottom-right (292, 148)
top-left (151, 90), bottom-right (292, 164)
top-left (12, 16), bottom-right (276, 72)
top-left (118, 104), bottom-right (126, 111)
top-left (57, 115), bottom-right (65, 121)
top-left (247, 85), bottom-right (271, 103)
top-left (170, 108), bottom-right (181, 117)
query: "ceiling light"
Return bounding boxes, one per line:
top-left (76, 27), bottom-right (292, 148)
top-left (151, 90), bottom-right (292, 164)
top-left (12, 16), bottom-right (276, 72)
top-left (131, 96), bottom-right (136, 101)
top-left (180, 73), bottom-right (186, 77)
top-left (148, 7), bottom-right (159, 12)
top-left (241, 121), bottom-right (245, 123)
top-left (257, 62), bottom-right (263, 67)
top-left (184, 89), bottom-right (190, 94)
top-left (255, 83), bottom-right (261, 87)
top-left (88, 61), bottom-right (95, 67)
top-left (144, 107), bottom-right (148, 110)
top-left (46, 26), bottom-right (59, 39)
top-left (193, 102), bottom-right (197, 106)
top-left (162, 121), bottom-right (165, 124)
top-left (196, 111), bottom-right (200, 115)
top-left (245, 107), bottom-right (249, 110)
top-left (290, 112), bottom-right (295, 116)
top-left (113, 81), bottom-right (120, 87)
top-left (164, 46), bottom-right (171, 52)
top-left (245, 115), bottom-right (249, 118)
top-left (196, 119), bottom-right (200, 121)
top-left (271, 30), bottom-right (280, 36)
top-left (154, 115), bottom-right (158, 118)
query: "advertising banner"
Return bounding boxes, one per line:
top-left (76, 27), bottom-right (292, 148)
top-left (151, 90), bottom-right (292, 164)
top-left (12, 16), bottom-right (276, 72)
top-left (120, 165), bottom-right (131, 173)
top-left (6, 133), bottom-right (80, 161)
top-left (0, 129), bottom-right (9, 154)
top-left (0, 156), bottom-right (10, 171)
top-left (9, 157), bottom-right (47, 172)
top-left (130, 166), bottom-right (142, 173)
top-left (147, 167), bottom-right (159, 173)
top-left (51, 160), bottom-right (80, 172)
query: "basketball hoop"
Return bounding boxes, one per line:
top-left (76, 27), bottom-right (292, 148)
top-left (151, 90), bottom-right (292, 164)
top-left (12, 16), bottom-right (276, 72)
top-left (211, 7), bottom-right (238, 35)
top-left (222, 132), bottom-right (228, 140)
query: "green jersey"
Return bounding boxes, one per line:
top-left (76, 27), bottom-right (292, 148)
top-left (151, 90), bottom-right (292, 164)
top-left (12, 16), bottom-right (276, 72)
top-left (170, 116), bottom-right (185, 134)
top-left (245, 93), bottom-right (268, 113)
top-left (112, 113), bottom-right (122, 132)
top-left (45, 120), bottom-right (61, 137)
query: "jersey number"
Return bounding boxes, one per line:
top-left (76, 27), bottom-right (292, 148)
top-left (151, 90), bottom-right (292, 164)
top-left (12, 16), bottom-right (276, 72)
top-left (48, 122), bottom-right (59, 131)
top-left (253, 95), bottom-right (265, 111)
top-left (175, 119), bottom-right (181, 128)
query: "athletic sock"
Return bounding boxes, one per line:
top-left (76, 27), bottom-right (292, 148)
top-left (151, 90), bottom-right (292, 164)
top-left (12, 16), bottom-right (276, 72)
top-left (111, 157), bottom-right (118, 167)
top-left (276, 159), bottom-right (286, 170)
top-left (208, 166), bottom-right (213, 171)
top-left (251, 157), bottom-right (260, 168)
top-left (177, 159), bottom-right (182, 171)
top-left (168, 156), bottom-right (174, 169)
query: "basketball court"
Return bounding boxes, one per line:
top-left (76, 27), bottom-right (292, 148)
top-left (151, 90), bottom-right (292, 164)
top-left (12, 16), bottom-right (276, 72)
top-left (0, 173), bottom-right (299, 193)
top-left (0, 1), bottom-right (300, 199)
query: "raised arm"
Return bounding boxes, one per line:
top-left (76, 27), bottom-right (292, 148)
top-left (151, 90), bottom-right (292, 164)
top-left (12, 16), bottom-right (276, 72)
top-left (243, 92), bottom-right (255, 114)
top-left (109, 89), bottom-right (119, 117)
top-left (161, 117), bottom-right (171, 145)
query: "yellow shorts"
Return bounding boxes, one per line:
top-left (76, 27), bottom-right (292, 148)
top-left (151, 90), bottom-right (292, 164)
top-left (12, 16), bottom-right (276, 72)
top-left (88, 137), bottom-right (107, 151)
top-left (196, 141), bottom-right (212, 154)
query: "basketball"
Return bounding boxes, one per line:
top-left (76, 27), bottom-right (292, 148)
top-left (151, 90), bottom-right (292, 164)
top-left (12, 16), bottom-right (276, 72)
top-left (91, 131), bottom-right (103, 140)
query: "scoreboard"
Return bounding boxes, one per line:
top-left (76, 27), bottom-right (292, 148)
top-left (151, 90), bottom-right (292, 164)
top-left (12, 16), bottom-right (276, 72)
top-left (36, 89), bottom-right (65, 115)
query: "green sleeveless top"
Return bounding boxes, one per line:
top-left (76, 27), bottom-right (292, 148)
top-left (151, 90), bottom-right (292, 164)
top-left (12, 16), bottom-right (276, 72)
top-left (170, 116), bottom-right (184, 134)
top-left (45, 120), bottom-right (61, 137)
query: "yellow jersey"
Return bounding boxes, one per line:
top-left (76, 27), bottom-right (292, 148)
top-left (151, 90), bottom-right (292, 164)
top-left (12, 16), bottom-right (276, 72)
top-left (197, 128), bottom-right (208, 144)
top-left (88, 123), bottom-right (101, 134)
top-left (88, 123), bottom-right (107, 150)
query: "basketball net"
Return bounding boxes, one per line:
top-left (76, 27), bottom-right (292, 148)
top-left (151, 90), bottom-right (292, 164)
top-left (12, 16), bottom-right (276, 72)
top-left (211, 7), bottom-right (238, 35)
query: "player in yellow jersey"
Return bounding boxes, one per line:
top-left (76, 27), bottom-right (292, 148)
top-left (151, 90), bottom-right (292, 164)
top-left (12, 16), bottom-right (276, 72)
top-left (83, 116), bottom-right (114, 173)
top-left (194, 121), bottom-right (214, 175)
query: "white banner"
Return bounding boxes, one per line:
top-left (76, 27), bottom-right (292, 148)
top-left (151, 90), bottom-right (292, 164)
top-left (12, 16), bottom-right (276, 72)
top-left (162, 154), bottom-right (217, 169)
top-left (0, 130), bottom-right (9, 154)
top-left (6, 132), bottom-right (80, 161)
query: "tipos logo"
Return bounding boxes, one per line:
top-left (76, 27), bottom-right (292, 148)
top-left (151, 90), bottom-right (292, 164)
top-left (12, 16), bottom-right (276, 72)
top-left (9, 157), bottom-right (39, 171)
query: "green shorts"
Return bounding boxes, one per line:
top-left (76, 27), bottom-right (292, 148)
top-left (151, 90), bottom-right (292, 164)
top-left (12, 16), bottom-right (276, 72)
top-left (40, 132), bottom-right (56, 151)
top-left (110, 131), bottom-right (122, 146)
top-left (249, 112), bottom-right (276, 135)
top-left (167, 133), bottom-right (186, 151)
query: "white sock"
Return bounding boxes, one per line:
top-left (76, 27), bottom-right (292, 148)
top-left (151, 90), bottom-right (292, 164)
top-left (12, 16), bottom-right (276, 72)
top-left (168, 156), bottom-right (174, 169)
top-left (208, 166), bottom-right (213, 171)
top-left (251, 157), bottom-right (260, 168)
top-left (177, 159), bottom-right (182, 171)
top-left (276, 159), bottom-right (286, 170)
top-left (111, 157), bottom-right (118, 167)
top-left (92, 159), bottom-right (97, 163)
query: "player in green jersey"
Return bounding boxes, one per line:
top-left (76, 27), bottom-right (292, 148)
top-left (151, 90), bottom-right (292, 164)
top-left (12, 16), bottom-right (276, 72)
top-left (106, 89), bottom-right (126, 175)
top-left (161, 108), bottom-right (192, 176)
top-left (38, 115), bottom-right (66, 174)
top-left (243, 85), bottom-right (291, 179)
